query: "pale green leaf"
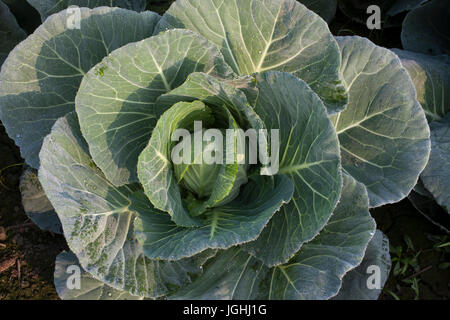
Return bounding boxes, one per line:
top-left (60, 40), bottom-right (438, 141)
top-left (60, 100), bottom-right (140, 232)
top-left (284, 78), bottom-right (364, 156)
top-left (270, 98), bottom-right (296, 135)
top-left (0, 7), bottom-right (160, 168)
top-left (171, 173), bottom-right (376, 300)
top-left (156, 0), bottom-right (348, 114)
top-left (76, 29), bottom-right (234, 186)
top-left (54, 251), bottom-right (144, 300)
top-left (333, 230), bottom-right (391, 300)
top-left (242, 71), bottom-right (341, 267)
top-left (331, 36), bottom-right (430, 207)
top-left (39, 112), bottom-right (212, 298)
top-left (27, 0), bottom-right (147, 21)
top-left (137, 100), bottom-right (215, 227)
top-left (156, 72), bottom-right (264, 131)
top-left (134, 174), bottom-right (293, 260)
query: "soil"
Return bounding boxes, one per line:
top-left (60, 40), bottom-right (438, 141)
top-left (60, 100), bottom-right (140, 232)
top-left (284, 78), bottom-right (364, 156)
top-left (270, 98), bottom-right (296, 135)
top-left (0, 0), bottom-right (448, 300)
top-left (0, 124), bottom-right (68, 300)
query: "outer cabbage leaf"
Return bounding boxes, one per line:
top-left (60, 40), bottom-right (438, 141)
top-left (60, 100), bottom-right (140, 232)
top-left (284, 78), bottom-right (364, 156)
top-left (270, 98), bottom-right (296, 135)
top-left (0, 0), bottom-right (26, 66)
top-left (27, 0), bottom-right (147, 21)
top-left (421, 114), bottom-right (450, 213)
top-left (333, 230), bottom-right (390, 300)
top-left (20, 167), bottom-right (62, 234)
top-left (402, 0), bottom-right (450, 56)
top-left (54, 251), bottom-right (144, 300)
top-left (39, 112), bottom-right (213, 298)
top-left (242, 71), bottom-right (341, 267)
top-left (170, 173), bottom-right (376, 300)
top-left (156, 0), bottom-right (348, 114)
top-left (0, 7), bottom-right (160, 169)
top-left (134, 174), bottom-right (293, 260)
top-left (330, 36), bottom-right (430, 208)
top-left (75, 29), bottom-right (234, 186)
top-left (393, 50), bottom-right (450, 122)
top-left (297, 0), bottom-right (337, 23)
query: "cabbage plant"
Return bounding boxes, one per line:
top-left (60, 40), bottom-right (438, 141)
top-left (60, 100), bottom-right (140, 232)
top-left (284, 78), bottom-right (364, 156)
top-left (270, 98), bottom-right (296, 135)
top-left (0, 0), bottom-right (431, 300)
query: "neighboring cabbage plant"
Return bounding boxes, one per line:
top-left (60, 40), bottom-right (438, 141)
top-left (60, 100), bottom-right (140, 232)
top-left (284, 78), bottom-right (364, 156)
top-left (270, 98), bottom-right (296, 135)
top-left (0, 0), bottom-right (26, 66)
top-left (0, 0), bottom-right (431, 300)
top-left (401, 0), bottom-right (450, 56)
top-left (394, 0), bottom-right (449, 227)
top-left (394, 30), bottom-right (450, 230)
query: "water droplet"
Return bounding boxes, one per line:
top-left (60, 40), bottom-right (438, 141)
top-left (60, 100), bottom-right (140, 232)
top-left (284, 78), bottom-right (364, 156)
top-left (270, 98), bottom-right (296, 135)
top-left (107, 292), bottom-right (112, 297)
top-left (258, 50), bottom-right (262, 54)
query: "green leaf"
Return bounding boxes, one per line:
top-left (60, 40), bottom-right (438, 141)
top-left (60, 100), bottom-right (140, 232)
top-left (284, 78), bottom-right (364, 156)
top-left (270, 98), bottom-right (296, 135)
top-left (76, 29), bottom-right (234, 186)
top-left (54, 251), bottom-right (144, 300)
top-left (331, 36), bottom-right (430, 208)
top-left (297, 0), bottom-right (337, 23)
top-left (170, 173), bottom-right (376, 300)
top-left (170, 248), bottom-right (265, 300)
top-left (393, 50), bottom-right (450, 122)
top-left (137, 100), bottom-right (214, 227)
top-left (242, 71), bottom-right (342, 267)
top-left (27, 0), bottom-right (147, 21)
top-left (0, 7), bottom-right (160, 169)
top-left (39, 112), bottom-right (212, 298)
top-left (333, 230), bottom-right (391, 300)
top-left (402, 0), bottom-right (450, 56)
top-left (421, 114), bottom-right (450, 213)
top-left (20, 168), bottom-right (62, 234)
top-left (155, 72), bottom-right (268, 218)
top-left (174, 107), bottom-right (248, 216)
top-left (156, 0), bottom-right (348, 114)
top-left (134, 174), bottom-right (293, 260)
top-left (0, 0), bottom-right (26, 66)
top-left (156, 72), bottom-right (264, 131)
top-left (262, 173), bottom-right (376, 299)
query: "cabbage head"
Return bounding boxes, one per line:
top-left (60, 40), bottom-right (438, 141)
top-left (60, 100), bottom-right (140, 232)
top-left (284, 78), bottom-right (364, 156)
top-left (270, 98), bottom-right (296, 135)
top-left (0, 0), bottom-right (430, 300)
